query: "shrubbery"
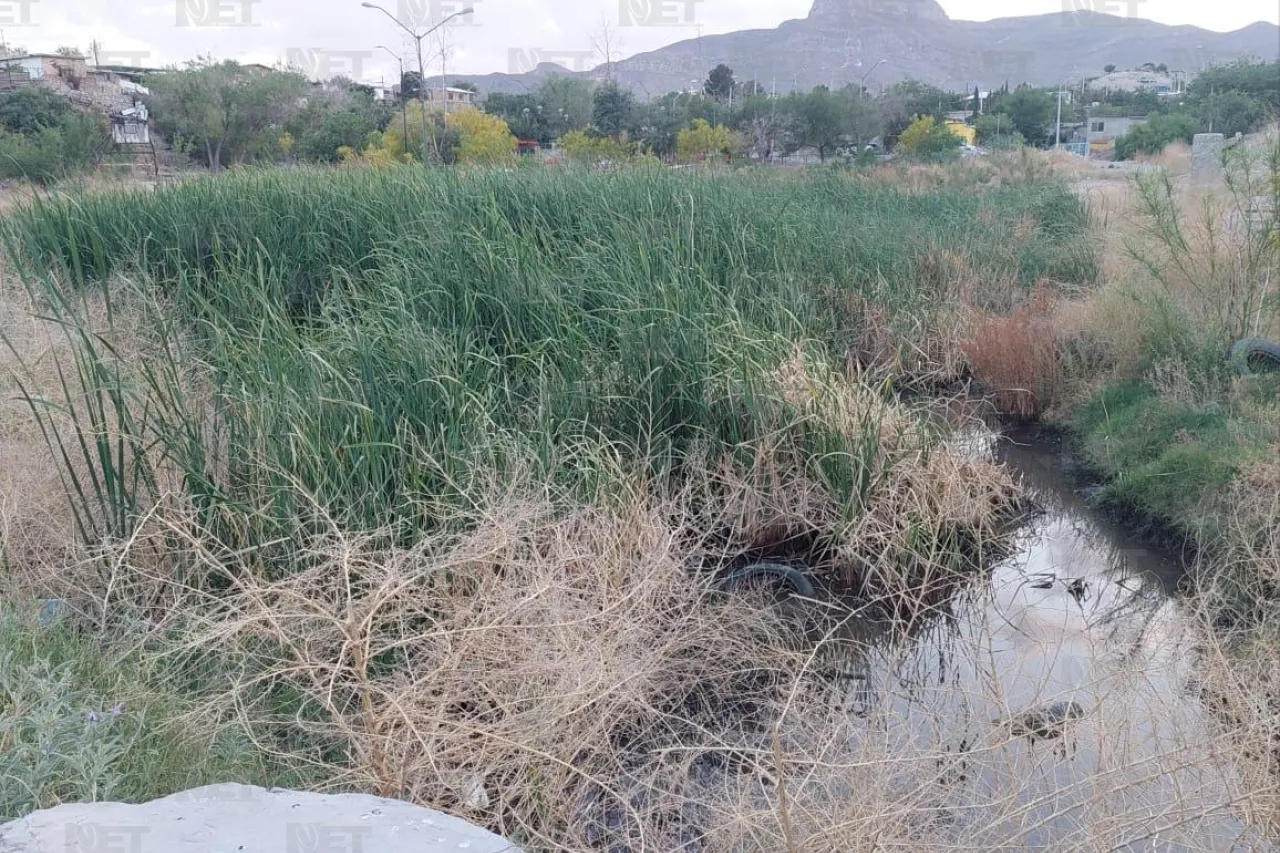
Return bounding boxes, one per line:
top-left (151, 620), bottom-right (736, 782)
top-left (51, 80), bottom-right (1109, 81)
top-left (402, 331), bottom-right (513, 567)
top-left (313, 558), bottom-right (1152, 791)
top-left (0, 112), bottom-right (112, 185)
top-left (1114, 113), bottom-right (1202, 160)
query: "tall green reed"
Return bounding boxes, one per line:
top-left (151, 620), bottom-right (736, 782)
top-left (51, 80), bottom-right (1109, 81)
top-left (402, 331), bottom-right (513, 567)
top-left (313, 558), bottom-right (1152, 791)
top-left (1, 165), bottom-right (1095, 558)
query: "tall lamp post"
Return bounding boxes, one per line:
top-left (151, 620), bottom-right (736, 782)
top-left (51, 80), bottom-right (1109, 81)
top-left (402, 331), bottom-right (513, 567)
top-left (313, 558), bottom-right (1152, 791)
top-left (362, 1), bottom-right (473, 161)
top-left (858, 58), bottom-right (887, 93)
top-left (376, 45), bottom-right (408, 146)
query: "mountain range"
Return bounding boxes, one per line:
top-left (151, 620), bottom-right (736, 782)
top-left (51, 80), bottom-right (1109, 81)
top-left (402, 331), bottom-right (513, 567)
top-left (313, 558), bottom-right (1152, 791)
top-left (434, 0), bottom-right (1280, 96)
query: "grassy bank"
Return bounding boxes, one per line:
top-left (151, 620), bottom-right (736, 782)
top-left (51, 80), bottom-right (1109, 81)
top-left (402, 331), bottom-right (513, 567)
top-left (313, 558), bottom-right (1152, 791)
top-left (1060, 142), bottom-right (1279, 558)
top-left (0, 161), bottom-right (1105, 843)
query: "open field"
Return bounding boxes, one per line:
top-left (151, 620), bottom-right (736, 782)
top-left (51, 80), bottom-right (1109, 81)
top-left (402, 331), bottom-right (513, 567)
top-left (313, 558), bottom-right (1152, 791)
top-left (2, 152), bottom-right (1279, 850)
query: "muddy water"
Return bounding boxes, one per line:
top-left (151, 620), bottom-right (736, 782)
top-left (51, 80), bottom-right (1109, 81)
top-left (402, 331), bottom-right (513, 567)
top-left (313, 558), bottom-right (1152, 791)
top-left (837, 425), bottom-right (1268, 851)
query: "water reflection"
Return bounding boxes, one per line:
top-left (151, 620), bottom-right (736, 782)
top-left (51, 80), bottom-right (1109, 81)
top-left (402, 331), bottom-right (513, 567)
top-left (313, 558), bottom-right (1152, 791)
top-left (822, 427), bottom-right (1266, 851)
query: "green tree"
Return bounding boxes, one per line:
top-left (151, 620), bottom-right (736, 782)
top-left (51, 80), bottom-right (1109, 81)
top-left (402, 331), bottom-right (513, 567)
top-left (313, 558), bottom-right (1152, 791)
top-left (591, 81), bottom-right (633, 138)
top-left (1196, 91), bottom-right (1265, 137)
top-left (1114, 113), bottom-right (1202, 159)
top-left (996, 86), bottom-right (1055, 147)
top-left (147, 59), bottom-right (309, 171)
top-left (703, 63), bottom-right (735, 103)
top-left (287, 79), bottom-right (388, 162)
top-left (676, 118), bottom-right (738, 163)
top-left (877, 79), bottom-right (958, 148)
top-left (400, 70), bottom-right (423, 100)
top-left (1187, 59), bottom-right (1280, 113)
top-left (1103, 64), bottom-right (1117, 73)
top-left (0, 87), bottom-right (73, 135)
top-left (973, 113), bottom-right (1024, 149)
top-left (536, 76), bottom-right (594, 136)
top-left (796, 87), bottom-right (844, 161)
top-left (897, 116), bottom-right (962, 159)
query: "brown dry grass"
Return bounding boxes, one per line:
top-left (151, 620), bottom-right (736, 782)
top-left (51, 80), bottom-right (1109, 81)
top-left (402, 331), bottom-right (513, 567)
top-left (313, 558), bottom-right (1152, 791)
top-left (35, 473), bottom-right (1265, 852)
top-left (960, 287), bottom-right (1064, 419)
top-left (1, 272), bottom-right (85, 577)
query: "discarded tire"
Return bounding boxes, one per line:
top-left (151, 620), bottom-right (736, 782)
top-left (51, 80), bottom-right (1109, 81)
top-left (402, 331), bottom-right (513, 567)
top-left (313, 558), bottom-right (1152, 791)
top-left (1000, 700), bottom-right (1085, 741)
top-left (716, 561), bottom-right (816, 599)
top-left (1229, 337), bottom-right (1280, 376)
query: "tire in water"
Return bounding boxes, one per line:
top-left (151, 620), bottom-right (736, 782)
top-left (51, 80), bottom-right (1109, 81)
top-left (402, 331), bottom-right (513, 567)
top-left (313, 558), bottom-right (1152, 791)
top-left (716, 562), bottom-right (816, 599)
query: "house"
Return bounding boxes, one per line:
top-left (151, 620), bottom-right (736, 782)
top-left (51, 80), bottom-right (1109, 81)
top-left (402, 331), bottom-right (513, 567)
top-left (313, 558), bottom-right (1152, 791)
top-left (425, 86), bottom-right (477, 112)
top-left (0, 53), bottom-right (154, 151)
top-left (1086, 115), bottom-right (1147, 155)
top-left (0, 53), bottom-right (87, 84)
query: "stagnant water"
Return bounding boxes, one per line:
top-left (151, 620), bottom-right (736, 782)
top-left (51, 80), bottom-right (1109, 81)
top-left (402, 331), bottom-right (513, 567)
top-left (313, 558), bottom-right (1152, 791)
top-left (831, 424), bottom-right (1269, 851)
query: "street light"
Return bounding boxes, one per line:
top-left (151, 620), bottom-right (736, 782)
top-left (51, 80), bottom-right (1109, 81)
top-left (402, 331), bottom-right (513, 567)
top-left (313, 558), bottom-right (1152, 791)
top-left (858, 58), bottom-right (887, 90)
top-left (362, 1), bottom-right (474, 162)
top-left (376, 45), bottom-right (408, 145)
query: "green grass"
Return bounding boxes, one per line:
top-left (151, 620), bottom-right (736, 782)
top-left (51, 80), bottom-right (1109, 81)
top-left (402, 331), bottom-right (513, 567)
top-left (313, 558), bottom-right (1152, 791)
top-left (0, 604), bottom-right (291, 819)
top-left (1, 165), bottom-right (1096, 558)
top-left (1073, 380), bottom-right (1263, 541)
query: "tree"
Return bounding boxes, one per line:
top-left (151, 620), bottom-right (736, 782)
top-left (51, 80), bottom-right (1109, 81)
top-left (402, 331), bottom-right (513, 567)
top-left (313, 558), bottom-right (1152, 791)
top-left (973, 113), bottom-right (1024, 149)
top-left (996, 86), bottom-right (1055, 147)
top-left (558, 129), bottom-right (640, 164)
top-left (447, 109), bottom-right (517, 164)
top-left (897, 116), bottom-right (962, 159)
top-left (877, 79), bottom-right (958, 148)
top-left (55, 46), bottom-right (83, 57)
top-left (796, 87), bottom-right (844, 161)
top-left (1114, 113), bottom-right (1201, 159)
top-left (591, 81), bottom-right (633, 138)
top-left (1188, 59), bottom-right (1280, 113)
top-left (1195, 91), bottom-right (1265, 137)
top-left (377, 100), bottom-right (459, 163)
top-left (400, 70), bottom-right (423, 100)
top-left (286, 78), bottom-right (389, 162)
top-left (676, 118), bottom-right (738, 163)
top-left (704, 64), bottom-right (735, 103)
top-left (0, 87), bottom-right (73, 135)
top-left (536, 75), bottom-right (594, 137)
top-left (147, 59), bottom-right (309, 171)
top-left (1103, 64), bottom-right (1117, 73)
top-left (1184, 59), bottom-right (1279, 137)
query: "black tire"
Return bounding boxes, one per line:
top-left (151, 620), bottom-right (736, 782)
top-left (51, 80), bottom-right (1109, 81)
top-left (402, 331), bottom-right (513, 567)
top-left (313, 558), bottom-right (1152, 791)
top-left (1229, 338), bottom-right (1280, 376)
top-left (716, 562), bottom-right (816, 599)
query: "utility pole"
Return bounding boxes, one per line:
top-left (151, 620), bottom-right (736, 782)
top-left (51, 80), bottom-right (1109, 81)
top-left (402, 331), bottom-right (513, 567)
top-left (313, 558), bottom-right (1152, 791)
top-left (376, 45), bottom-right (408, 149)
top-left (362, 2), bottom-right (473, 163)
top-left (1055, 87), bottom-right (1063, 148)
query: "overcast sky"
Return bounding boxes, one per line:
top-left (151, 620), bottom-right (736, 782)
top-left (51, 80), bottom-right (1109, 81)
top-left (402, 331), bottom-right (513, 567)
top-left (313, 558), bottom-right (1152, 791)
top-left (11, 0), bottom-right (1279, 87)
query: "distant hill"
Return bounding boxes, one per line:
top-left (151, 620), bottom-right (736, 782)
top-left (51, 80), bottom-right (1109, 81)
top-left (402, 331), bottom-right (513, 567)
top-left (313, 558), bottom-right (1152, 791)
top-left (433, 0), bottom-right (1280, 96)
